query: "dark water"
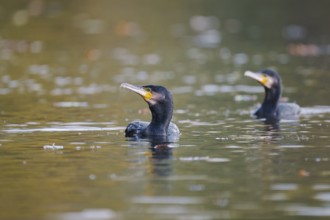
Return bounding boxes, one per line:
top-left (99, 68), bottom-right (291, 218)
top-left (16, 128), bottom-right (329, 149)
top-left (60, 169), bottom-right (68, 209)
top-left (1, 1), bottom-right (330, 219)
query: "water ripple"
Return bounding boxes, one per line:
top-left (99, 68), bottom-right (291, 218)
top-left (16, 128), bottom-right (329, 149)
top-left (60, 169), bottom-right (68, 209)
top-left (285, 205), bottom-right (330, 216)
top-left (54, 209), bottom-right (117, 220)
top-left (3, 122), bottom-right (124, 133)
top-left (301, 106), bottom-right (330, 115)
top-left (314, 192), bottom-right (330, 202)
top-left (131, 196), bottom-right (203, 205)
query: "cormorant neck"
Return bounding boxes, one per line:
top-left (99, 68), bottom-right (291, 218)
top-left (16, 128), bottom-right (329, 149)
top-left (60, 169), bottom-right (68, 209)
top-left (146, 101), bottom-right (173, 136)
top-left (256, 85), bottom-right (281, 117)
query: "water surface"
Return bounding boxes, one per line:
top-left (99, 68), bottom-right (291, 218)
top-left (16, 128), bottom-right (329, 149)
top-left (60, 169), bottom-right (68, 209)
top-left (1, 1), bottom-right (330, 219)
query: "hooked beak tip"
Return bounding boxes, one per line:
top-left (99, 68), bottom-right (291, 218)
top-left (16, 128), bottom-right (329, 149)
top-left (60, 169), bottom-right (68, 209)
top-left (120, 83), bottom-right (153, 101)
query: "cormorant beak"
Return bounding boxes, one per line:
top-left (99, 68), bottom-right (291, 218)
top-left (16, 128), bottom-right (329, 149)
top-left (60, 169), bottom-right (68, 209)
top-left (121, 83), bottom-right (153, 101)
top-left (244, 71), bottom-right (273, 89)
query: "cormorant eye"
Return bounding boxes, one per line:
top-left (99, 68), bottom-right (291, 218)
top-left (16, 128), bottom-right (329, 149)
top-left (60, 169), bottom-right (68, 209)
top-left (145, 88), bottom-right (152, 92)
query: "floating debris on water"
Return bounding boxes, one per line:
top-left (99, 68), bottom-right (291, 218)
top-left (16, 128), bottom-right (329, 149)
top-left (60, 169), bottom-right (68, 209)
top-left (43, 143), bottom-right (64, 150)
top-left (179, 156), bottom-right (230, 162)
top-left (90, 145), bottom-right (102, 150)
top-left (89, 174), bottom-right (97, 180)
top-left (53, 102), bottom-right (88, 108)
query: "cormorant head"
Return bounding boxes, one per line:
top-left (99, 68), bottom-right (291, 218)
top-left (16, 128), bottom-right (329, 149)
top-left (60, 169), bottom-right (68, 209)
top-left (244, 69), bottom-right (282, 90)
top-left (120, 83), bottom-right (172, 107)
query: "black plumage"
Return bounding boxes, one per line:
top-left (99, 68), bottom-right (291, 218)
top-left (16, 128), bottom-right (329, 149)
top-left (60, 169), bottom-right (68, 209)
top-left (244, 69), bottom-right (300, 122)
top-left (121, 83), bottom-right (180, 138)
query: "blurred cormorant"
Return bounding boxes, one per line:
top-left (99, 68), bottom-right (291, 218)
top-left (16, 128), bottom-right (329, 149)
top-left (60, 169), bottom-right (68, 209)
top-left (244, 69), bottom-right (300, 122)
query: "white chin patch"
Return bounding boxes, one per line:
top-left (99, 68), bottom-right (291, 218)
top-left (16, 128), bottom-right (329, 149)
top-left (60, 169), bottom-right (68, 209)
top-left (147, 93), bottom-right (165, 106)
top-left (264, 77), bottom-right (274, 89)
top-left (148, 99), bottom-right (157, 105)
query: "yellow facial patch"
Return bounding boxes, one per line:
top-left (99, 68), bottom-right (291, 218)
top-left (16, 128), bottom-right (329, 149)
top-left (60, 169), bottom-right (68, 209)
top-left (260, 75), bottom-right (274, 89)
top-left (143, 90), bottom-right (153, 101)
top-left (260, 75), bottom-right (269, 86)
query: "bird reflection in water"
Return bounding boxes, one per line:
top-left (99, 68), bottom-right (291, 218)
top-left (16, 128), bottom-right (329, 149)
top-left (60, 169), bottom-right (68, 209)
top-left (149, 138), bottom-right (174, 177)
top-left (255, 115), bottom-right (301, 146)
top-left (127, 136), bottom-right (177, 177)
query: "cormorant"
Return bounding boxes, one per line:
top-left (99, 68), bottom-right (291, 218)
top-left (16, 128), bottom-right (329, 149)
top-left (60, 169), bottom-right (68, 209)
top-left (244, 69), bottom-right (300, 121)
top-left (120, 83), bottom-right (180, 138)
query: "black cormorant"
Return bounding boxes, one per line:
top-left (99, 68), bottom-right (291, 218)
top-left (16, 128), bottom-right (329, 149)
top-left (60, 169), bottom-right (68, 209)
top-left (121, 83), bottom-right (180, 138)
top-left (244, 69), bottom-right (300, 121)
